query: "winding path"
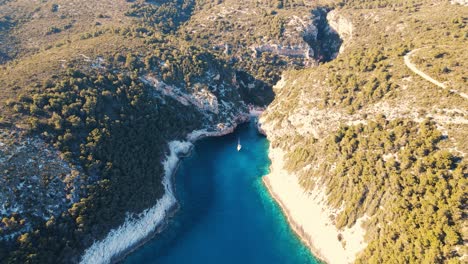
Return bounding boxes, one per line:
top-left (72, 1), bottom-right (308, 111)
top-left (404, 49), bottom-right (468, 100)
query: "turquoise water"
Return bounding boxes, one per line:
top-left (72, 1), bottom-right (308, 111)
top-left (124, 121), bottom-right (319, 264)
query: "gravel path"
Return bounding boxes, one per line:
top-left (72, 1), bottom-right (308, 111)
top-left (404, 49), bottom-right (468, 100)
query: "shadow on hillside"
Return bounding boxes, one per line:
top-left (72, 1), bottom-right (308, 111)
top-left (303, 8), bottom-right (343, 63)
top-left (235, 70), bottom-right (276, 107)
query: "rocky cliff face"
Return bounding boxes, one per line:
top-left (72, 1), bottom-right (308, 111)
top-left (327, 10), bottom-right (353, 54)
top-left (250, 8), bottom-right (343, 64)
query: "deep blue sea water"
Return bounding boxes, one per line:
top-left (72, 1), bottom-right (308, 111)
top-left (124, 121), bottom-right (319, 264)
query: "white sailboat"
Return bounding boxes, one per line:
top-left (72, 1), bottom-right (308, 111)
top-left (237, 138), bottom-right (242, 151)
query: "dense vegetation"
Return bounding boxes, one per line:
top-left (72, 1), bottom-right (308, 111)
top-left (0, 0), bottom-right (291, 261)
top-left (125, 0), bottom-right (195, 33)
top-left (262, 0), bottom-right (467, 263)
top-left (411, 45), bottom-right (467, 93)
top-left (1, 0), bottom-right (466, 263)
top-left (1, 67), bottom-right (205, 262)
top-left (0, 0), bottom-right (242, 262)
top-left (285, 118), bottom-right (465, 263)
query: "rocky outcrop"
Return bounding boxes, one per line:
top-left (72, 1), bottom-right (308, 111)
top-left (327, 10), bottom-right (353, 54)
top-left (249, 14), bottom-right (316, 64)
top-left (303, 8), bottom-right (343, 62)
top-left (141, 76), bottom-right (221, 114)
top-left (0, 129), bottom-right (86, 241)
top-left (451, 0), bottom-right (468, 6)
top-left (187, 112), bottom-right (250, 141)
top-left (250, 8), bottom-right (343, 64)
top-left (251, 44), bottom-right (313, 59)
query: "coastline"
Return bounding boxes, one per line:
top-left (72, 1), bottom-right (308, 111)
top-left (80, 141), bottom-right (192, 264)
top-left (262, 177), bottom-right (327, 264)
top-left (79, 108), bottom-right (366, 264)
top-left (261, 147), bottom-right (367, 264)
top-left (79, 112), bottom-right (254, 264)
top-left (108, 203), bottom-right (180, 264)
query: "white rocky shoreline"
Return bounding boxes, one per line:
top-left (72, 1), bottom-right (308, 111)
top-left (79, 111), bottom-right (257, 264)
top-left (80, 104), bottom-right (367, 264)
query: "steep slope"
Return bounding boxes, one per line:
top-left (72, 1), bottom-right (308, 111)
top-left (182, 0), bottom-right (342, 104)
top-left (0, 0), bottom-right (249, 262)
top-left (1, 0), bottom-right (466, 263)
top-left (260, 0), bottom-right (467, 263)
top-left (0, 0), bottom-right (337, 262)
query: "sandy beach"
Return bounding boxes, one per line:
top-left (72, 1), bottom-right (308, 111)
top-left (78, 108), bottom-right (368, 264)
top-left (262, 147), bottom-right (368, 264)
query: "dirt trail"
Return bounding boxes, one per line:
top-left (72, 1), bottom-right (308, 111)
top-left (404, 49), bottom-right (468, 100)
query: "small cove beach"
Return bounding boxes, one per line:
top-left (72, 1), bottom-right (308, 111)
top-left (124, 121), bottom-right (320, 264)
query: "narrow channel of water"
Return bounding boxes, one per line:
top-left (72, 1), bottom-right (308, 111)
top-left (124, 121), bottom-right (319, 264)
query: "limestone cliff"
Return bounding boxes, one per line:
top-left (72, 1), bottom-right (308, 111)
top-left (327, 10), bottom-right (353, 54)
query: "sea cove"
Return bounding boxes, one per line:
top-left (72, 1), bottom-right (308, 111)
top-left (124, 121), bottom-right (319, 264)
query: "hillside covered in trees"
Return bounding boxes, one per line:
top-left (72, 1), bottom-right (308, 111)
top-left (261, 0), bottom-right (467, 263)
top-left (0, 0), bottom-right (337, 262)
top-left (0, 0), bottom-right (467, 263)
